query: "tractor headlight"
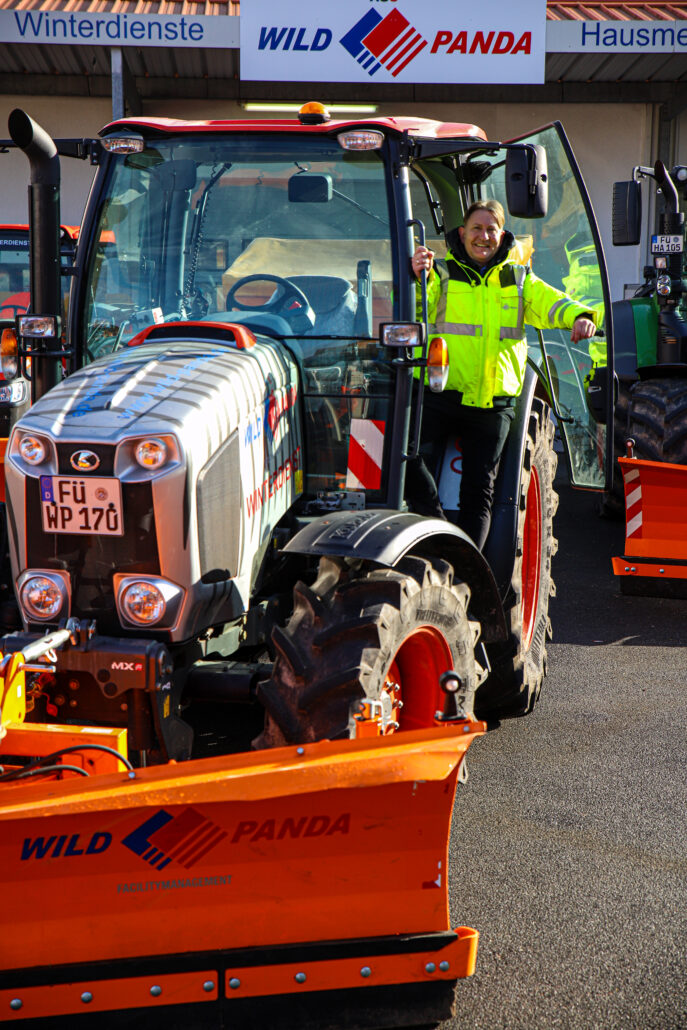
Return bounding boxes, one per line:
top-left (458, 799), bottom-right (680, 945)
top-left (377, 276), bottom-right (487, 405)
top-left (380, 323), bottom-right (425, 348)
top-left (115, 434), bottom-right (181, 482)
top-left (20, 574), bottom-right (67, 621)
top-left (18, 434), bottom-right (48, 466)
top-left (134, 438), bottom-right (168, 470)
top-left (18, 314), bottom-right (59, 339)
top-left (117, 576), bottom-right (184, 628)
top-left (121, 582), bottom-right (166, 625)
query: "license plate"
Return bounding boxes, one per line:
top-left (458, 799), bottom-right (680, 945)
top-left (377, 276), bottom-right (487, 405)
top-left (40, 476), bottom-right (123, 535)
top-left (651, 234), bottom-right (683, 254)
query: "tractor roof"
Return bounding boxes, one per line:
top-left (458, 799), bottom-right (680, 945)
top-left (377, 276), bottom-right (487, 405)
top-left (99, 115), bottom-right (488, 143)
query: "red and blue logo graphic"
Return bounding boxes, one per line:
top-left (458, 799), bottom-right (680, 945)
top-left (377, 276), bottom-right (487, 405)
top-left (340, 8), bottom-right (427, 78)
top-left (122, 807), bottom-right (227, 870)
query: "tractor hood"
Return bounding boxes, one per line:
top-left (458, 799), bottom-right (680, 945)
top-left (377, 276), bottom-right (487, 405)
top-left (5, 328), bottom-right (303, 641)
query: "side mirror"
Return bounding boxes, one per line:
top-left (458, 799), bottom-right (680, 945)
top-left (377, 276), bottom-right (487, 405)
top-left (288, 173), bottom-right (333, 203)
top-left (506, 145), bottom-right (548, 219)
top-left (612, 181), bottom-right (642, 246)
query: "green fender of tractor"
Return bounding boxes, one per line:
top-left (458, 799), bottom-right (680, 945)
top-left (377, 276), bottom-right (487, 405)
top-left (612, 295), bottom-right (659, 375)
top-left (283, 510), bottom-right (507, 644)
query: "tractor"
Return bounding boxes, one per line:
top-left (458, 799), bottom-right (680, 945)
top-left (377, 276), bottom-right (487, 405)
top-left (606, 161), bottom-right (687, 593)
top-left (0, 104), bottom-right (612, 1028)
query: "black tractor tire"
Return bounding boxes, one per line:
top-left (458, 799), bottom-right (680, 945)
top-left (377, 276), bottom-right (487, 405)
top-left (627, 377), bottom-right (687, 464)
top-left (254, 554), bottom-right (482, 749)
top-left (597, 379), bottom-right (632, 520)
top-left (476, 401), bottom-right (558, 720)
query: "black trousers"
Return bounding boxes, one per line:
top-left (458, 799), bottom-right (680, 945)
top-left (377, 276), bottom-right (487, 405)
top-left (405, 388), bottom-right (515, 551)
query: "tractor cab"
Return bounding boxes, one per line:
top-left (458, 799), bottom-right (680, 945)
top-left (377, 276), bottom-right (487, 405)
top-left (62, 110), bottom-right (612, 517)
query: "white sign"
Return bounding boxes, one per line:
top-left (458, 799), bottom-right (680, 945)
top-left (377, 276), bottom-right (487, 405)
top-left (0, 9), bottom-right (239, 49)
top-left (240, 0), bottom-right (547, 84)
top-left (547, 20), bottom-right (687, 53)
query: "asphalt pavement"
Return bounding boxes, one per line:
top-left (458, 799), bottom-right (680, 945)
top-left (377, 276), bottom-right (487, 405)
top-left (441, 473), bottom-right (687, 1030)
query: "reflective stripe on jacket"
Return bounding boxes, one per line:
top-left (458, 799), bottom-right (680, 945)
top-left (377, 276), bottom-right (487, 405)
top-left (418, 250), bottom-right (595, 408)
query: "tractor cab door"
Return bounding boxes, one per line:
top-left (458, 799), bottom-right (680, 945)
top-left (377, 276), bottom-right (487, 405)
top-left (410, 122), bottom-right (613, 491)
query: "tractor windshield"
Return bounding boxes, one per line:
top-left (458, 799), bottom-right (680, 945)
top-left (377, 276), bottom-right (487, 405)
top-left (82, 133), bottom-right (394, 361)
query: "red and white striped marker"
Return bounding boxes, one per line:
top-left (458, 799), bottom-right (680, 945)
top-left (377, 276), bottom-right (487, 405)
top-left (623, 464), bottom-right (643, 539)
top-left (346, 418), bottom-right (385, 490)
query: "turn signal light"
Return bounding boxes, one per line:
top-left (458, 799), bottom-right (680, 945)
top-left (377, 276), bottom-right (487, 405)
top-left (1, 327), bottom-right (18, 380)
top-left (427, 337), bottom-right (449, 393)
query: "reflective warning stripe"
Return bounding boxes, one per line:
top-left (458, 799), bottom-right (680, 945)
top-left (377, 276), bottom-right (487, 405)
top-left (346, 418), bottom-right (385, 490)
top-left (431, 322), bottom-right (481, 336)
top-left (624, 465), bottom-right (642, 538)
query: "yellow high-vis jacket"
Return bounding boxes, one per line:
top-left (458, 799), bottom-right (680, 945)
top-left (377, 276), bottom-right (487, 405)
top-left (419, 248), bottom-right (596, 408)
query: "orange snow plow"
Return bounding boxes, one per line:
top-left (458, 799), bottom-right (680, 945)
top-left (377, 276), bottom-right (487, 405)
top-left (612, 447), bottom-right (687, 596)
top-left (0, 635), bottom-right (483, 1030)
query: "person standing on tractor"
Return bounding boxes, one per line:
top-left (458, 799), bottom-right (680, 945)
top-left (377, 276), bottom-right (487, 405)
top-left (406, 198), bottom-right (597, 550)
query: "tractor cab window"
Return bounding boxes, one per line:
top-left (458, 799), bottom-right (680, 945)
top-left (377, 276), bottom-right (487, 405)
top-left (0, 232), bottom-right (32, 320)
top-left (83, 135), bottom-right (395, 356)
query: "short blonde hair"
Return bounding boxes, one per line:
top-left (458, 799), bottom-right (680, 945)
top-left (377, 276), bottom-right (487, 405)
top-left (463, 199), bottom-right (505, 230)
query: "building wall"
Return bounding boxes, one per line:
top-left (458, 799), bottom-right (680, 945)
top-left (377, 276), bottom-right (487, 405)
top-left (0, 94), bottom-right (671, 304)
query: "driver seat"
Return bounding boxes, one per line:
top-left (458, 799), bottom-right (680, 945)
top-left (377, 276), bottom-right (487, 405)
top-left (287, 275), bottom-right (357, 336)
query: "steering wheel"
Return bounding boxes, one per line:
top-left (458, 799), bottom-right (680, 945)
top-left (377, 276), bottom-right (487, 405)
top-left (226, 274), bottom-right (315, 334)
top-left (0, 302), bottom-right (27, 320)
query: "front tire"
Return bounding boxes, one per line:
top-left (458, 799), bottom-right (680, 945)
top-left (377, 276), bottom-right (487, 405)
top-left (477, 400), bottom-right (558, 719)
top-left (254, 555), bottom-right (481, 748)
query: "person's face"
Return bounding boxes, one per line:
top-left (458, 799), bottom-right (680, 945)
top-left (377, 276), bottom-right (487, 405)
top-left (459, 209), bottom-right (504, 264)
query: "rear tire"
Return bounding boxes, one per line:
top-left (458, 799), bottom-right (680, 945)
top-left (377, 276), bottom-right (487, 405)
top-left (254, 555), bottom-right (481, 748)
top-left (477, 401), bottom-right (558, 719)
top-left (627, 377), bottom-right (687, 464)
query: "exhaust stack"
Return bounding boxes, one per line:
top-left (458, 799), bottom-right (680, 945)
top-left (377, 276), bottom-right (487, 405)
top-left (8, 108), bottom-right (62, 401)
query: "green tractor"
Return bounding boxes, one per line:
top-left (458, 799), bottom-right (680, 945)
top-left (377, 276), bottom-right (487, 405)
top-left (602, 161), bottom-right (687, 515)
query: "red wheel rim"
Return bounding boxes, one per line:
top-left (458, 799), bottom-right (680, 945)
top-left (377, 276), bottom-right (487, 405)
top-left (521, 467), bottom-right (542, 651)
top-left (387, 626), bottom-right (454, 731)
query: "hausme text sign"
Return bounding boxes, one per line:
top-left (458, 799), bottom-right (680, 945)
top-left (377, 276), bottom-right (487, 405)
top-left (547, 19), bottom-right (687, 53)
top-left (240, 0), bottom-right (547, 84)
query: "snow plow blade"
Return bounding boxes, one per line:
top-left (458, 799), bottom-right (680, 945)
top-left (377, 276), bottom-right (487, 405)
top-left (612, 454), bottom-right (687, 596)
top-left (0, 722), bottom-right (483, 1029)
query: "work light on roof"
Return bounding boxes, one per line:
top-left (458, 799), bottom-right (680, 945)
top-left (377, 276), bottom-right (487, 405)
top-left (101, 134), bottom-right (145, 154)
top-left (337, 131), bottom-right (384, 151)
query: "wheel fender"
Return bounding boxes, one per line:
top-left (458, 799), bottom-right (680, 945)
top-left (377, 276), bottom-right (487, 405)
top-left (284, 510), bottom-right (507, 643)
